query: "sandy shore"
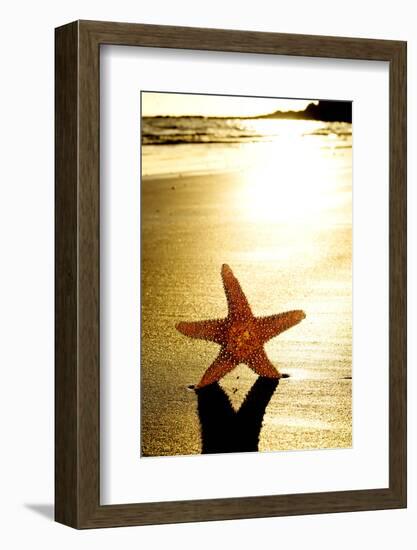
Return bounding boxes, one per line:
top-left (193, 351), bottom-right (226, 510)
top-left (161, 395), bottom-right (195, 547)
top-left (141, 168), bottom-right (352, 457)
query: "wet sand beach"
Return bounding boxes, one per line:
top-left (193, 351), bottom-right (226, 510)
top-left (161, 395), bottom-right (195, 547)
top-left (141, 139), bottom-right (352, 456)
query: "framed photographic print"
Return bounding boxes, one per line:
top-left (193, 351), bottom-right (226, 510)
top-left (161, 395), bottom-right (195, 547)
top-left (55, 20), bottom-right (406, 528)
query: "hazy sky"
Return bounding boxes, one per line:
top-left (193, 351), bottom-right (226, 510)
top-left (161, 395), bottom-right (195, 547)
top-left (141, 92), bottom-right (315, 117)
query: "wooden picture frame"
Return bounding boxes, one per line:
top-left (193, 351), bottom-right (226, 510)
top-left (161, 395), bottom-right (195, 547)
top-left (55, 20), bottom-right (407, 529)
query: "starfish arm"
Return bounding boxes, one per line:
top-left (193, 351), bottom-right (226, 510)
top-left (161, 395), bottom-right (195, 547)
top-left (176, 319), bottom-right (227, 344)
top-left (221, 264), bottom-right (252, 320)
top-left (196, 350), bottom-right (237, 389)
top-left (247, 349), bottom-right (281, 378)
top-left (255, 310), bottom-right (306, 343)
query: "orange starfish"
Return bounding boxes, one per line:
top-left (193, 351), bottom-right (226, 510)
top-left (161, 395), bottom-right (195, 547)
top-left (176, 264), bottom-right (306, 388)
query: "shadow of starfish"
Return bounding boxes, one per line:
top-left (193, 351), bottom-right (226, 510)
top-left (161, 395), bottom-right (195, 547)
top-left (195, 376), bottom-right (279, 454)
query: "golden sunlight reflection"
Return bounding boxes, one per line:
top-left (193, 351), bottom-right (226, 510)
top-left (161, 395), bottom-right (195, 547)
top-left (238, 120), bottom-right (341, 223)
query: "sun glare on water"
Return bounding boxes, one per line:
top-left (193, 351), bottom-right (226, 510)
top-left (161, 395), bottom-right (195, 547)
top-left (238, 119), bottom-right (342, 224)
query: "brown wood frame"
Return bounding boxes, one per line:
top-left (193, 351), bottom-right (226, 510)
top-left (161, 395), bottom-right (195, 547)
top-left (55, 20), bottom-right (407, 529)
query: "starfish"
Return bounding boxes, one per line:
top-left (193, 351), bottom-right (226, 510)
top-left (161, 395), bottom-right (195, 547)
top-left (176, 264), bottom-right (306, 388)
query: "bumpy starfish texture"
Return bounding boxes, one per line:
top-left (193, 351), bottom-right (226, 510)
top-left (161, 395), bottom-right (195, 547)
top-left (176, 264), bottom-right (306, 388)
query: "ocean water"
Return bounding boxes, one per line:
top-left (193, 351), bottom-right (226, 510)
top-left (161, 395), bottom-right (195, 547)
top-left (140, 116), bottom-right (352, 457)
top-left (141, 116), bottom-right (352, 176)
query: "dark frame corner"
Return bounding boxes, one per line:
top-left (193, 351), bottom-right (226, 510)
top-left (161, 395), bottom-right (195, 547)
top-left (55, 20), bottom-right (407, 529)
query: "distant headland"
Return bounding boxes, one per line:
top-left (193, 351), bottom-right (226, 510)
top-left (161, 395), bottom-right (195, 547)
top-left (144, 99), bottom-right (352, 123)
top-left (256, 100), bottom-right (352, 123)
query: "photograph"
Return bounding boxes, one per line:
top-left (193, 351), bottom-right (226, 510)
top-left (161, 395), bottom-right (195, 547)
top-left (140, 91), bottom-right (353, 458)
